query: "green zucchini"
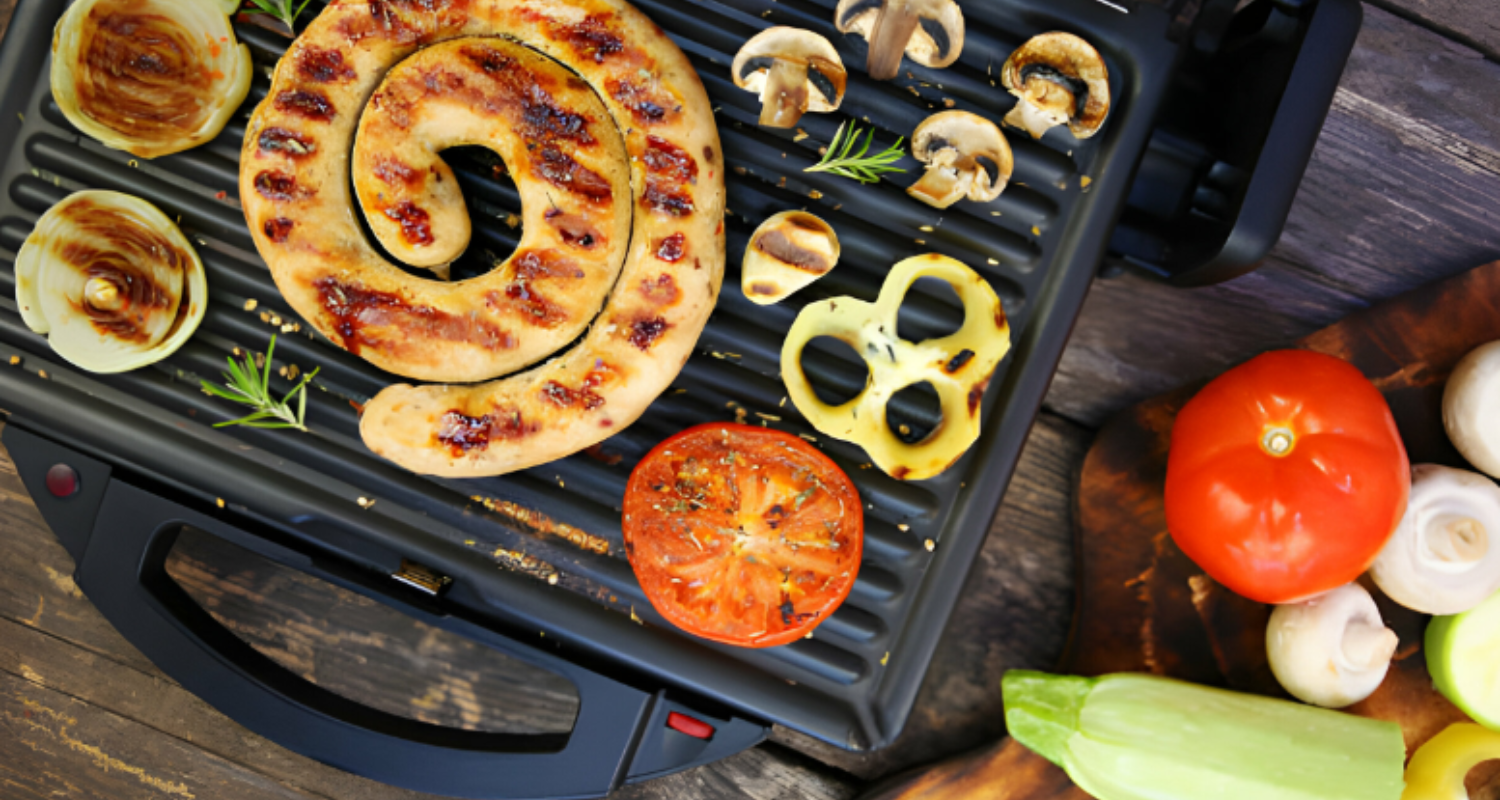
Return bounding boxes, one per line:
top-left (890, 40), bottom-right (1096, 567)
top-left (1003, 670), bottom-right (1406, 800)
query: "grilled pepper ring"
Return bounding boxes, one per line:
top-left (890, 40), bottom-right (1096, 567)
top-left (241, 0), bottom-right (725, 478)
top-left (780, 253), bottom-right (1010, 480)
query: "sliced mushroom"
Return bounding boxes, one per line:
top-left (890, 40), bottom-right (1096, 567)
top-left (1266, 583), bottom-right (1397, 709)
top-left (1444, 340), bottom-right (1500, 479)
top-left (907, 111), bottom-right (1013, 209)
top-left (1001, 32), bottom-right (1111, 140)
top-left (834, 0), bottom-right (964, 81)
top-left (742, 211), bottom-right (840, 305)
top-left (732, 28), bottom-right (848, 129)
top-left (1371, 464), bottom-right (1500, 615)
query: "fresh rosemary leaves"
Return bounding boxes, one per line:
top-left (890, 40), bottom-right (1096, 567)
top-left (804, 122), bottom-right (908, 185)
top-left (240, 0), bottom-right (315, 35)
top-left (201, 335), bottom-right (320, 432)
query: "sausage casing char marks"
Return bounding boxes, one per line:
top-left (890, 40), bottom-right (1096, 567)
top-left (240, 0), bottom-right (724, 477)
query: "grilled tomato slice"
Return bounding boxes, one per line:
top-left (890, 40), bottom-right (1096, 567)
top-left (623, 423), bottom-right (863, 647)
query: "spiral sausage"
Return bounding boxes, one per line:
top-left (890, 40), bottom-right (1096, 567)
top-left (240, 0), bottom-right (724, 477)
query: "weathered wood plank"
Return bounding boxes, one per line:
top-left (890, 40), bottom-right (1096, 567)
top-left (1370, 0), bottom-right (1500, 60)
top-left (773, 413), bottom-right (1087, 779)
top-left (1046, 3), bottom-right (1500, 427)
top-left (0, 669), bottom-right (323, 800)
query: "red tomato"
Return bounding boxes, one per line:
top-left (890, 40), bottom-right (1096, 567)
top-left (1165, 350), bottom-right (1409, 604)
top-left (623, 423), bottom-right (863, 648)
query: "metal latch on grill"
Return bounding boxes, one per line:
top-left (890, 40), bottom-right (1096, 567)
top-left (392, 559), bottom-right (452, 597)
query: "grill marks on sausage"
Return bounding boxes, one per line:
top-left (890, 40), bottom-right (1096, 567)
top-left (257, 127), bottom-right (317, 159)
top-left (254, 170), bottom-right (311, 202)
top-left (372, 156), bottom-right (421, 187)
top-left (639, 274), bottom-right (681, 306)
top-left (382, 201), bottom-right (433, 246)
top-left (555, 14), bottom-right (625, 63)
top-left (436, 406), bottom-right (536, 456)
top-left (628, 316), bottom-right (671, 351)
top-left (296, 46), bottom-right (356, 83)
top-left (607, 78), bottom-right (671, 125)
top-left (459, 45), bottom-right (594, 144)
top-left (544, 209), bottom-right (601, 249)
top-left (642, 136), bottom-right (696, 217)
top-left (263, 217), bottom-right (294, 243)
top-left (536, 146), bottom-right (613, 203)
top-left (498, 250), bottom-right (586, 328)
top-left (274, 89), bottom-right (336, 122)
top-left (654, 232), bottom-right (686, 262)
top-left (315, 277), bottom-right (515, 356)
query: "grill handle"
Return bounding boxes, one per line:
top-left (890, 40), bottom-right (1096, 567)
top-left (7, 425), bottom-right (765, 800)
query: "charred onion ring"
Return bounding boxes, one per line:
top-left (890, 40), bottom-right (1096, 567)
top-left (16, 191), bottom-right (206, 373)
top-left (240, 0), bottom-right (724, 477)
top-left (52, 0), bottom-right (251, 159)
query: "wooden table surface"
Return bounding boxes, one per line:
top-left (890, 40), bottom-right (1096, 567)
top-left (1, 1), bottom-right (1498, 798)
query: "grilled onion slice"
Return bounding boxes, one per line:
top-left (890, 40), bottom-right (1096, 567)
top-left (52, 0), bottom-right (251, 159)
top-left (16, 191), bottom-right (207, 373)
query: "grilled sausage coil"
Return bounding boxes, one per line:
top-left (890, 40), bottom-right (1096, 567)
top-left (240, 0), bottom-right (725, 477)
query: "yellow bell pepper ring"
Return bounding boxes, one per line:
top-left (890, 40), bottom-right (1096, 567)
top-left (1402, 723), bottom-right (1500, 800)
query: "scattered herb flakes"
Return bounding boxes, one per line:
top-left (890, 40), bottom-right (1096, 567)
top-left (630, 606), bottom-right (645, 624)
top-left (880, 652), bottom-right (890, 666)
top-left (793, 485), bottom-right (816, 509)
top-left (798, 433), bottom-right (818, 442)
top-left (1032, 225), bottom-right (1042, 237)
top-left (244, 298), bottom-right (259, 311)
top-left (1080, 175), bottom-right (1093, 188)
top-left (794, 128), bottom-right (809, 142)
top-left (755, 412), bottom-right (781, 422)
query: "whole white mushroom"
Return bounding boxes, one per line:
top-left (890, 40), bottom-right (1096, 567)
top-left (1267, 583), bottom-right (1397, 709)
top-left (1445, 340), bottom-right (1500, 479)
top-left (1370, 464), bottom-right (1500, 615)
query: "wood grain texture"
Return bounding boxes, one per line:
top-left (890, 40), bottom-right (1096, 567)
top-left (1045, 4), bottom-right (1500, 427)
top-left (1368, 0), bottom-right (1500, 59)
top-left (863, 262), bottom-right (1500, 800)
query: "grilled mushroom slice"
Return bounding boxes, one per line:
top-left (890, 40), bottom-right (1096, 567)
top-left (1001, 32), bottom-right (1111, 140)
top-left (732, 28), bottom-right (848, 129)
top-left (907, 111), bottom-right (1013, 209)
top-left (834, 0), bottom-right (964, 81)
top-left (742, 211), bottom-right (840, 304)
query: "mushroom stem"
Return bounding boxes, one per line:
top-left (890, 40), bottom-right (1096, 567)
top-left (1341, 620), bottom-right (1399, 671)
top-left (908, 164), bottom-right (968, 208)
top-left (866, 0), bottom-right (919, 80)
top-left (759, 58), bottom-right (810, 128)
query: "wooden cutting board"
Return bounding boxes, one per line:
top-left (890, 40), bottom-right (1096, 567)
top-left (861, 261), bottom-right (1500, 800)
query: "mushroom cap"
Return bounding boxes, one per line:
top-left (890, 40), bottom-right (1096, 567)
top-left (834, 0), bottom-right (965, 70)
top-left (741, 211), bottom-right (840, 305)
top-left (1371, 463), bottom-right (1500, 615)
top-left (1001, 32), bottom-right (1110, 139)
top-left (1444, 340), bottom-right (1500, 479)
top-left (909, 110), bottom-right (1014, 205)
top-left (732, 27), bottom-right (848, 111)
top-left (1266, 582), bottom-right (1397, 709)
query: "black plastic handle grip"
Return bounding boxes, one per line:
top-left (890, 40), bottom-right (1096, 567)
top-left (78, 479), bottom-right (659, 799)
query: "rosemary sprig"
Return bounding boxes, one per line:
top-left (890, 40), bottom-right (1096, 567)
top-left (240, 0), bottom-right (315, 35)
top-left (201, 335), bottom-right (320, 432)
top-left (804, 122), bottom-right (908, 185)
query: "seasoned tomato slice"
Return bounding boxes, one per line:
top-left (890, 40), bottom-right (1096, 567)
top-left (623, 423), bottom-right (863, 648)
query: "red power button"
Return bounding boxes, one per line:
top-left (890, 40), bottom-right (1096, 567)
top-left (45, 464), bottom-right (79, 498)
top-left (666, 712), bottom-right (714, 740)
